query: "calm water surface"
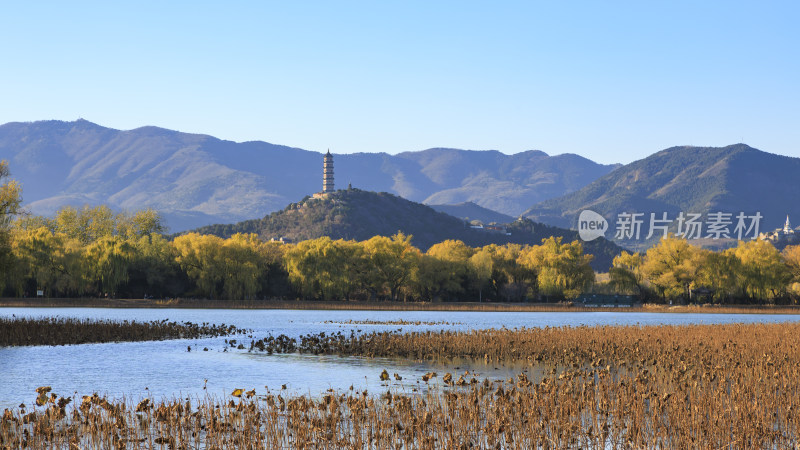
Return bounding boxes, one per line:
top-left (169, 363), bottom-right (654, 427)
top-left (2, 307), bottom-right (800, 409)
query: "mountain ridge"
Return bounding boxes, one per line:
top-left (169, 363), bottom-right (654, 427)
top-left (0, 119), bottom-right (618, 231)
top-left (524, 144), bottom-right (800, 245)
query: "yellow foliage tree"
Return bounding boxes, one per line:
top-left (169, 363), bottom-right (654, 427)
top-left (417, 240), bottom-right (473, 300)
top-left (361, 233), bottom-right (420, 301)
top-left (609, 251), bottom-right (645, 296)
top-left (641, 237), bottom-right (702, 302)
top-left (0, 161), bottom-right (22, 284)
top-left (733, 240), bottom-right (790, 302)
top-left (519, 237), bottom-right (594, 300)
top-left (84, 235), bottom-right (135, 297)
top-left (283, 237), bottom-right (361, 300)
top-left (172, 233), bottom-right (225, 299)
top-left (9, 226), bottom-right (85, 297)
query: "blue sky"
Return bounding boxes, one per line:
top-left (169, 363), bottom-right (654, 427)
top-left (1, 1), bottom-right (798, 164)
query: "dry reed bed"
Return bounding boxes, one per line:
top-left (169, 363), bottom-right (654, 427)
top-left (5, 322), bottom-right (800, 448)
top-left (250, 321), bottom-right (800, 366)
top-left (0, 317), bottom-right (248, 347)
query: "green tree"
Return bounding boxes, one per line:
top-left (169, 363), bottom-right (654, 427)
top-left (415, 255), bottom-right (463, 301)
top-left (694, 249), bottom-right (740, 303)
top-left (219, 234), bottom-right (266, 300)
top-left (54, 205), bottom-right (115, 245)
top-left (783, 245), bottom-right (800, 302)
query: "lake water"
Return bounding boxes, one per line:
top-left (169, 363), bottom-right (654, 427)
top-left (3, 307), bottom-right (800, 410)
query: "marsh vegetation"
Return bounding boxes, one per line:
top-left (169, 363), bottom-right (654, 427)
top-left (0, 317), bottom-right (248, 347)
top-left (4, 321), bottom-right (800, 448)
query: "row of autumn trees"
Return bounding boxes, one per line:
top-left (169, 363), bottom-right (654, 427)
top-left (0, 204), bottom-right (596, 301)
top-left (6, 203), bottom-right (800, 303)
top-left (610, 236), bottom-right (800, 304)
top-left (3, 150), bottom-right (800, 304)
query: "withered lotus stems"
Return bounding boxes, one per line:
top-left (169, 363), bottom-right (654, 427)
top-left (4, 322), bottom-right (800, 448)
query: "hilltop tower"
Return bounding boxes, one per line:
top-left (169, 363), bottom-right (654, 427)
top-left (784, 215), bottom-right (794, 234)
top-left (323, 150), bottom-right (334, 193)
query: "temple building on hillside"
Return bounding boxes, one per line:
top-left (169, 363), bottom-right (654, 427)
top-left (784, 215), bottom-right (795, 235)
top-left (759, 215), bottom-right (800, 248)
top-left (323, 149), bottom-right (334, 193)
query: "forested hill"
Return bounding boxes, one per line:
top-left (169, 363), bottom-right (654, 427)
top-left (188, 189), bottom-right (623, 271)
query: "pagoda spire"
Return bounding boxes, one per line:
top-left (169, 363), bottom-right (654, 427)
top-left (322, 150), bottom-right (334, 193)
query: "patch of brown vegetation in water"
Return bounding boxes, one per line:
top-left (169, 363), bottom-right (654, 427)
top-left (5, 322), bottom-right (800, 447)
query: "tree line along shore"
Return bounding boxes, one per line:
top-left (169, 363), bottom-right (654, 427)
top-left (2, 203), bottom-right (800, 304)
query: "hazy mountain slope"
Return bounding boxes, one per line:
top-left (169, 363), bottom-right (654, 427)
top-left (524, 144), bottom-right (800, 235)
top-left (398, 148), bottom-right (620, 214)
top-left (429, 202), bottom-right (516, 224)
top-left (0, 120), bottom-right (312, 226)
top-left (190, 189), bottom-right (624, 271)
top-left (0, 120), bottom-right (617, 231)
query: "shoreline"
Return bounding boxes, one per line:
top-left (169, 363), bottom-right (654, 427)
top-left (2, 297), bottom-right (800, 315)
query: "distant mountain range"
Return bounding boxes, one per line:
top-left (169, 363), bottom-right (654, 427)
top-left (3, 120), bottom-right (797, 251)
top-left (190, 189), bottom-right (624, 271)
top-left (0, 120), bottom-right (617, 231)
top-left (525, 144), bottom-right (800, 247)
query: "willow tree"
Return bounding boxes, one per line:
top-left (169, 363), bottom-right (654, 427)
top-left (694, 249), bottom-right (741, 302)
top-left (361, 233), bottom-right (420, 301)
top-left (172, 233), bottom-right (226, 299)
top-left (9, 226), bottom-right (85, 297)
top-left (520, 237), bottom-right (594, 300)
top-left (609, 251), bottom-right (645, 296)
top-left (283, 237), bottom-right (361, 300)
top-left (640, 237), bottom-right (701, 301)
top-left (84, 235), bottom-right (135, 297)
top-left (116, 208), bottom-right (167, 239)
top-left (417, 240), bottom-right (474, 301)
top-left (127, 232), bottom-right (182, 298)
top-left (471, 244), bottom-right (535, 302)
top-left (467, 247), bottom-right (494, 302)
top-left (219, 233), bottom-right (270, 300)
top-left (733, 240), bottom-right (790, 302)
top-left (0, 161), bottom-right (22, 282)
